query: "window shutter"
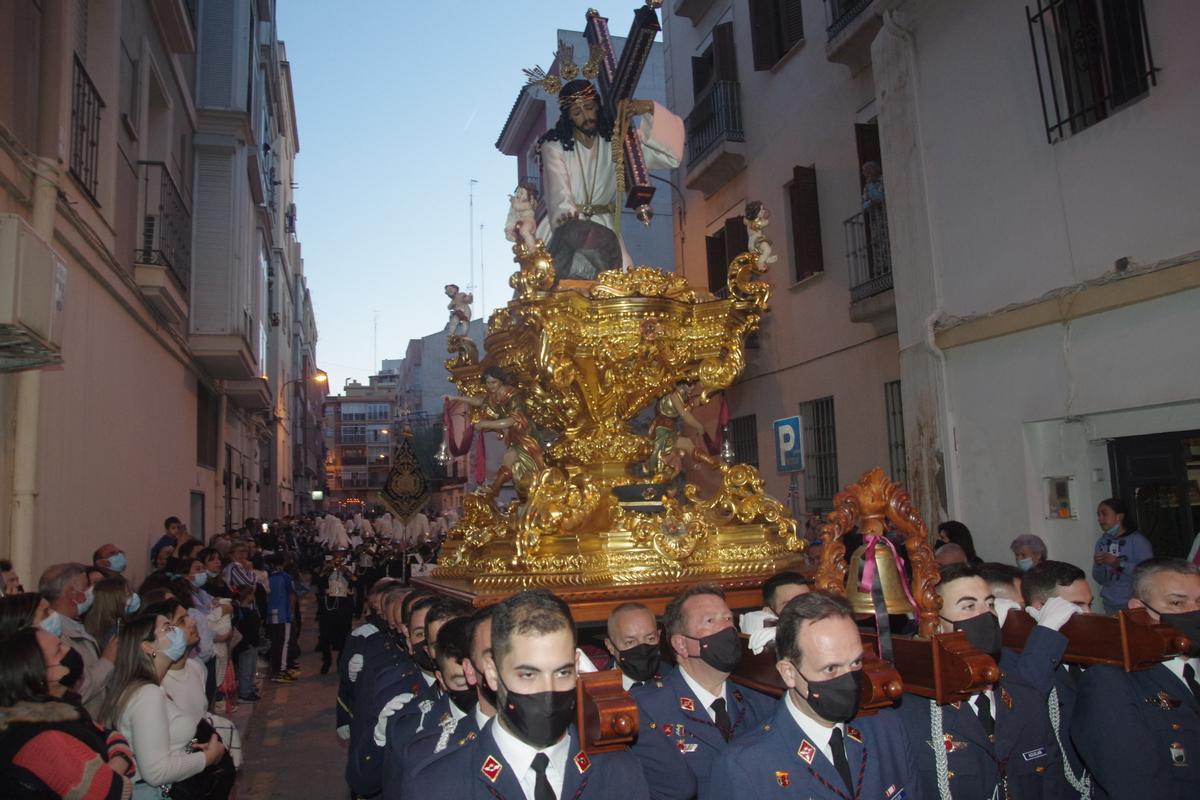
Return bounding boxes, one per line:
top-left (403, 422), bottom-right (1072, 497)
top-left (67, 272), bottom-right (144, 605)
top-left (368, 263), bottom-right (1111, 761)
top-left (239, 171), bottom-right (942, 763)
top-left (780, 0), bottom-right (806, 51)
top-left (724, 216), bottom-right (749, 262)
top-left (789, 165), bottom-right (824, 281)
top-left (692, 54), bottom-right (714, 99)
top-left (712, 22), bottom-right (738, 82)
top-left (748, 0), bottom-right (782, 71)
top-left (706, 233), bottom-right (727, 293)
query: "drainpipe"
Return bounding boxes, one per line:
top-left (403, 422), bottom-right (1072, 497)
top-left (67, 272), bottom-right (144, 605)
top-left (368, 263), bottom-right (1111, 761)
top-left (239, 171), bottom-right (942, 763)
top-left (215, 388), bottom-right (229, 533)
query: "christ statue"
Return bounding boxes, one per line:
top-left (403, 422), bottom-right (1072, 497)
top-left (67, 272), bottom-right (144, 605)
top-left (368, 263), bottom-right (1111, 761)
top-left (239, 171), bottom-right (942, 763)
top-left (537, 79), bottom-right (684, 274)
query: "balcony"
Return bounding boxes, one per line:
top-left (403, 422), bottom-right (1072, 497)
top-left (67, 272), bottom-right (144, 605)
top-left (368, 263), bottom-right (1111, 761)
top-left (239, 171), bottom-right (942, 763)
top-left (674, 0), bottom-right (717, 24)
top-left (845, 202), bottom-right (895, 325)
top-left (69, 55), bottom-right (104, 203)
top-left (684, 81), bottom-right (746, 196)
top-left (224, 377), bottom-right (271, 410)
top-left (134, 161), bottom-right (191, 323)
top-left (825, 0), bottom-right (882, 71)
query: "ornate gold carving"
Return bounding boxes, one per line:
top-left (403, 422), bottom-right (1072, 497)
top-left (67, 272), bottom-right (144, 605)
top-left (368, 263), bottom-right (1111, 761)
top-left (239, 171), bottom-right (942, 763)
top-left (435, 211), bottom-right (800, 588)
top-left (814, 468), bottom-right (943, 638)
top-left (445, 334), bottom-right (479, 370)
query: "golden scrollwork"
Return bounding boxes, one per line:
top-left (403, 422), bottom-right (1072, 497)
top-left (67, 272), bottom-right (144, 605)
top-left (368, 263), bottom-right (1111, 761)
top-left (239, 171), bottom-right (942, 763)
top-left (589, 266), bottom-right (699, 301)
top-left (690, 464), bottom-right (805, 552)
top-left (433, 206), bottom-right (801, 588)
top-left (727, 251), bottom-right (771, 311)
top-left (509, 240), bottom-right (557, 299)
top-left (444, 334), bottom-right (479, 370)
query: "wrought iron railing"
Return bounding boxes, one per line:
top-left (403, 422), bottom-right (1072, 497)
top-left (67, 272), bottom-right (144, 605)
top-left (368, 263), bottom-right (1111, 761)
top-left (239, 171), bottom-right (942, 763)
top-left (845, 201), bottom-right (893, 302)
top-left (826, 0), bottom-right (875, 39)
top-left (685, 80), bottom-right (745, 167)
top-left (136, 161), bottom-right (192, 293)
top-left (70, 55), bottom-right (104, 202)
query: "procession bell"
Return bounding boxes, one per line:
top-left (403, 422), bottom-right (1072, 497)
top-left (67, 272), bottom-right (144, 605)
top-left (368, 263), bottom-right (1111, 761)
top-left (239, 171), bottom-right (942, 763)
top-left (844, 542), bottom-right (914, 615)
top-left (720, 427), bottom-right (736, 465)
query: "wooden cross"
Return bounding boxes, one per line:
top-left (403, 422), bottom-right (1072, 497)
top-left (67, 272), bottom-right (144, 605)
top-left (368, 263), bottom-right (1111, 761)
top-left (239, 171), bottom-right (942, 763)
top-left (584, 5), bottom-right (661, 222)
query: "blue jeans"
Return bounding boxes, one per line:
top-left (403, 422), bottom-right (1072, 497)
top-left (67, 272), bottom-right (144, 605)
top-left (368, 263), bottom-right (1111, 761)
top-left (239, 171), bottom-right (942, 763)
top-left (237, 645), bottom-right (258, 696)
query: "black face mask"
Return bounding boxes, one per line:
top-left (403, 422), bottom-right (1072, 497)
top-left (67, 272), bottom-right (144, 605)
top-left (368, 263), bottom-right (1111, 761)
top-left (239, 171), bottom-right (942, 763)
top-left (686, 626), bottom-right (743, 673)
top-left (498, 678), bottom-right (576, 748)
top-left (1153, 608), bottom-right (1200, 657)
top-left (57, 647), bottom-right (85, 689)
top-left (447, 684), bottom-right (479, 715)
top-left (477, 678), bottom-right (499, 710)
top-left (794, 665), bottom-right (862, 723)
top-left (616, 642), bottom-right (661, 683)
top-left (947, 612), bottom-right (1002, 657)
top-left (412, 642), bottom-right (436, 673)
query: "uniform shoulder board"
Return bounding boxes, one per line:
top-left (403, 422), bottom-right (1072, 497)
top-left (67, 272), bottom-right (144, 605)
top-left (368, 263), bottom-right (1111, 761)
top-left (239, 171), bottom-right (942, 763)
top-left (352, 623), bottom-right (379, 637)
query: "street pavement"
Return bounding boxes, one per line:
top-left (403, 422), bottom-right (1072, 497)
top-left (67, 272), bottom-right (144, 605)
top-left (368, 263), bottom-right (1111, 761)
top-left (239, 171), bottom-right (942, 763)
top-left (236, 593), bottom-right (346, 799)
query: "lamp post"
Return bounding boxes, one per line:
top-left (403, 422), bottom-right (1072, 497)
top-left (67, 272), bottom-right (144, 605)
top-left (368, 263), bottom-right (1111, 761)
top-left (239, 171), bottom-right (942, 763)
top-left (275, 370), bottom-right (328, 513)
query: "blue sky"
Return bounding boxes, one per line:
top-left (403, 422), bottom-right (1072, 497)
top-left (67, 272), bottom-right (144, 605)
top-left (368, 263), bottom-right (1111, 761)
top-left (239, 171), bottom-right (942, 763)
top-left (278, 1), bottom-right (653, 390)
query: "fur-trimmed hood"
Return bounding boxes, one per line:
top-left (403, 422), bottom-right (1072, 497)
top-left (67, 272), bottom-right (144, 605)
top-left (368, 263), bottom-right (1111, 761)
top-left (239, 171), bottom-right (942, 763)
top-left (0, 700), bottom-right (80, 732)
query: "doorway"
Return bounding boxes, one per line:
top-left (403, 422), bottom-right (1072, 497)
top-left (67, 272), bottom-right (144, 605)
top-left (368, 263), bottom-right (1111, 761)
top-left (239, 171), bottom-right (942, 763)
top-left (1108, 430), bottom-right (1200, 558)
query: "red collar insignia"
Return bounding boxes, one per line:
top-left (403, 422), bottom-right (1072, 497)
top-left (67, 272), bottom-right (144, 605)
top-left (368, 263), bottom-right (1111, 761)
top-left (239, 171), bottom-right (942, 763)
top-left (679, 697), bottom-right (695, 712)
top-left (661, 724), bottom-right (674, 736)
top-left (574, 752), bottom-right (591, 774)
top-left (846, 725), bottom-right (863, 743)
top-left (1000, 688), bottom-right (1013, 710)
top-left (797, 739), bottom-right (816, 765)
top-left (481, 755), bottom-right (503, 782)
top-left (775, 770), bottom-right (790, 787)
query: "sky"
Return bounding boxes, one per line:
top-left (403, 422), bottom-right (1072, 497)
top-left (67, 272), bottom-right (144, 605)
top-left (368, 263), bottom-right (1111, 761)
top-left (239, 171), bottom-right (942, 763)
top-left (277, 1), bottom-right (656, 392)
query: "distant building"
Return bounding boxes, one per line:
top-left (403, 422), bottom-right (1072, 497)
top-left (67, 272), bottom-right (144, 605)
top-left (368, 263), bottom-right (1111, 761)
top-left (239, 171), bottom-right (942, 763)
top-left (495, 24), bottom-right (676, 270)
top-left (322, 380), bottom-right (399, 513)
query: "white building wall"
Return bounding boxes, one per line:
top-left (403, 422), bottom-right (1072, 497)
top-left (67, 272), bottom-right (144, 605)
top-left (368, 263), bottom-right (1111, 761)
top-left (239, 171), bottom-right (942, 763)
top-left (875, 0), bottom-right (1200, 561)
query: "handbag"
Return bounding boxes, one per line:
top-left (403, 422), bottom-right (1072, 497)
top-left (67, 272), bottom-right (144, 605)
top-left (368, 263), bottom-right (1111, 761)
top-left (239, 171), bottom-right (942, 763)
top-left (165, 719), bottom-right (236, 800)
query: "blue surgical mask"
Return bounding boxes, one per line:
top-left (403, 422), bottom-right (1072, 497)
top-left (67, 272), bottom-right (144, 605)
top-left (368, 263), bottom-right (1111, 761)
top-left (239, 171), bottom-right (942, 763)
top-left (107, 552), bottom-right (128, 573)
top-left (163, 625), bottom-right (188, 661)
top-left (1105, 524), bottom-right (1122, 537)
top-left (76, 586), bottom-right (94, 616)
top-left (40, 611), bottom-right (64, 638)
top-left (206, 570), bottom-right (220, 579)
top-left (192, 572), bottom-right (208, 588)
top-left (125, 592), bottom-right (142, 614)
top-left (1017, 558), bottom-right (1034, 572)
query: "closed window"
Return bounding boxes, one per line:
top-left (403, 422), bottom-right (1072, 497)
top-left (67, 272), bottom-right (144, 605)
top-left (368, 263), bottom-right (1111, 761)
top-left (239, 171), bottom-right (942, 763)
top-left (749, 0), bottom-right (805, 70)
top-left (800, 396), bottom-right (838, 512)
top-left (705, 215), bottom-right (750, 294)
top-left (788, 165), bottom-right (824, 282)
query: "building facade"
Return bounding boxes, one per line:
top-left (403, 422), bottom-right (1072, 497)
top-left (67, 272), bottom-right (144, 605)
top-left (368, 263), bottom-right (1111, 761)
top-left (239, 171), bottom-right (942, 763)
top-left (322, 379), bottom-right (399, 513)
top-left (661, 0), bottom-right (902, 522)
top-left (872, 0), bottom-right (1200, 566)
top-left (0, 0), bottom-right (320, 583)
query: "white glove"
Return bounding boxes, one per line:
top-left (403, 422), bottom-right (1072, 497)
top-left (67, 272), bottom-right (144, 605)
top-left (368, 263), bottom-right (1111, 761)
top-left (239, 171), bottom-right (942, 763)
top-left (748, 626), bottom-right (777, 655)
top-left (336, 724), bottom-right (350, 741)
top-left (740, 608), bottom-right (777, 635)
top-left (1032, 596), bottom-right (1081, 632)
top-left (994, 598), bottom-right (1022, 628)
top-left (576, 647), bottom-right (598, 673)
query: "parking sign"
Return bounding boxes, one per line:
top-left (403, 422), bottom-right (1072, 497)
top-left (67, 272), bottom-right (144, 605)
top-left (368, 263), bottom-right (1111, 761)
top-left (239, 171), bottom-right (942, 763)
top-left (774, 416), bottom-right (804, 472)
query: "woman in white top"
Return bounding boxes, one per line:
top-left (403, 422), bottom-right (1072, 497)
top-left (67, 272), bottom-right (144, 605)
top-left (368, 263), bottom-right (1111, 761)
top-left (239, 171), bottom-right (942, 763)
top-left (149, 598), bottom-right (208, 721)
top-left (98, 613), bottom-right (226, 799)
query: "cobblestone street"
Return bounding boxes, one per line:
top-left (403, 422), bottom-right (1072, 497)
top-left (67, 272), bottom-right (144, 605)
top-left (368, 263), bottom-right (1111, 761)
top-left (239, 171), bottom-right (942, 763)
top-left (237, 595), bottom-right (345, 799)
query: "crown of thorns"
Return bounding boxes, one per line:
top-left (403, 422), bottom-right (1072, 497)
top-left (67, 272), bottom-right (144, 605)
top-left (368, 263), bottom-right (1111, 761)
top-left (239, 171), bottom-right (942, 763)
top-left (523, 40), bottom-right (603, 101)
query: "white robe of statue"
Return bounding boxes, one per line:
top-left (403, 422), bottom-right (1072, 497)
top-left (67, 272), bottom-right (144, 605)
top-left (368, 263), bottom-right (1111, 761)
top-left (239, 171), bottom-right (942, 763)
top-left (538, 101), bottom-right (684, 268)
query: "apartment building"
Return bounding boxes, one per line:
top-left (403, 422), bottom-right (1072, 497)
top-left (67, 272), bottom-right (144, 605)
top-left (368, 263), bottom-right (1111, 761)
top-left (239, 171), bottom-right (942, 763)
top-left (322, 380), bottom-right (399, 512)
top-left (0, 0), bottom-right (321, 580)
top-left (873, 0), bottom-right (1200, 565)
top-left (661, 0), bottom-right (903, 519)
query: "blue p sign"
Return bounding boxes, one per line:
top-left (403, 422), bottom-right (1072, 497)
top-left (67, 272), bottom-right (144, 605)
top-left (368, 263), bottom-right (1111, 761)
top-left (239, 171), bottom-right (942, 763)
top-left (774, 416), bottom-right (804, 473)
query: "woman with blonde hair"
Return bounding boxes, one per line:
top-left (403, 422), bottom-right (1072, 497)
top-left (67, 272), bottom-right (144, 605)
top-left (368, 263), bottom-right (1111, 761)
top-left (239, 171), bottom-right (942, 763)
top-left (85, 576), bottom-right (138, 651)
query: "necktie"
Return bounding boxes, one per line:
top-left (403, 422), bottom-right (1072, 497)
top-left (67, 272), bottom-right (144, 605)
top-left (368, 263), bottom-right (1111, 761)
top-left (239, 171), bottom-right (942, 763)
top-left (531, 752), bottom-right (556, 800)
top-left (829, 727), bottom-right (854, 794)
top-left (1183, 662), bottom-right (1200, 704)
top-left (711, 697), bottom-right (733, 741)
top-left (975, 693), bottom-right (996, 739)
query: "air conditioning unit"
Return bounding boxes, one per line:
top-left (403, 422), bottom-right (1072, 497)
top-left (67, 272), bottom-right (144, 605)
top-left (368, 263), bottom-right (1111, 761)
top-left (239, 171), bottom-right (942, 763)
top-left (0, 214), bottom-right (67, 371)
